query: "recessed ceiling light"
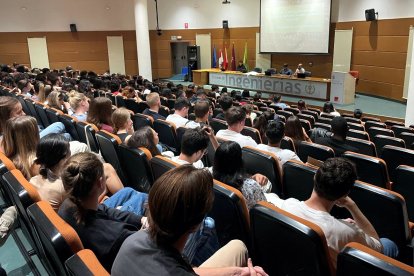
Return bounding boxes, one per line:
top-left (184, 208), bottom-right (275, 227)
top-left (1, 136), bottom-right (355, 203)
top-left (21, 6), bottom-right (27, 11)
top-left (105, 6), bottom-right (111, 10)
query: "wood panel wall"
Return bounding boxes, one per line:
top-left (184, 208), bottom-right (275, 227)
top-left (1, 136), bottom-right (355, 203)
top-left (1, 18), bottom-right (413, 102)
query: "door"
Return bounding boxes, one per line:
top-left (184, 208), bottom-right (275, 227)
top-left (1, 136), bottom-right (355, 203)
top-left (171, 42), bottom-right (189, 75)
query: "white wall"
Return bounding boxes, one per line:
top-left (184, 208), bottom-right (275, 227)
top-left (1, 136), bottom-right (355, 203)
top-left (1, 0), bottom-right (414, 32)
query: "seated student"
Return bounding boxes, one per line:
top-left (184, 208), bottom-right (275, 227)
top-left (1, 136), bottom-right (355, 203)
top-left (172, 127), bottom-right (218, 168)
top-left (47, 91), bottom-right (68, 114)
top-left (112, 107), bottom-right (134, 143)
top-left (285, 116), bottom-right (312, 147)
top-left (215, 95), bottom-right (233, 120)
top-left (253, 111), bottom-right (275, 144)
top-left (186, 100), bottom-right (211, 128)
top-left (279, 63), bottom-right (292, 75)
top-left (321, 101), bottom-right (341, 117)
top-left (190, 89), bottom-right (207, 104)
top-left (67, 91), bottom-right (89, 121)
top-left (166, 97), bottom-right (191, 128)
top-left (354, 108), bottom-right (363, 119)
top-left (87, 97), bottom-right (114, 132)
top-left (316, 116), bottom-right (358, 156)
top-left (127, 126), bottom-right (165, 157)
top-left (58, 152), bottom-right (147, 271)
top-left (121, 86), bottom-right (143, 103)
top-left (210, 84), bottom-right (220, 98)
top-left (236, 60), bottom-right (247, 73)
top-left (293, 63), bottom-right (306, 76)
top-left (242, 104), bottom-right (256, 125)
top-left (216, 106), bottom-right (258, 148)
top-left (272, 94), bottom-right (290, 110)
top-left (266, 158), bottom-right (398, 269)
top-left (257, 121), bottom-right (302, 166)
top-left (112, 165), bottom-right (266, 276)
top-left (297, 99), bottom-right (307, 113)
top-left (143, 92), bottom-right (166, 120)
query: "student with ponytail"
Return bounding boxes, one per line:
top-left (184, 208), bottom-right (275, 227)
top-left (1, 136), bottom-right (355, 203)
top-left (111, 107), bottom-right (134, 143)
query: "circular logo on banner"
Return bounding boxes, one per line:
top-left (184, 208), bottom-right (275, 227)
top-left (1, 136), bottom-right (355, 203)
top-left (305, 84), bottom-right (316, 95)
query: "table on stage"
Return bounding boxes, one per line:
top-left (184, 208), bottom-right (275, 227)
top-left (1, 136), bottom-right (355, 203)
top-left (192, 68), bottom-right (331, 100)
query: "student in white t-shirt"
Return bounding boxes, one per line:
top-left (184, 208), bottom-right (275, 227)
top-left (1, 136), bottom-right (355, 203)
top-left (216, 106), bottom-right (258, 148)
top-left (265, 158), bottom-right (398, 270)
top-left (166, 98), bottom-right (191, 128)
top-left (257, 120), bottom-right (301, 166)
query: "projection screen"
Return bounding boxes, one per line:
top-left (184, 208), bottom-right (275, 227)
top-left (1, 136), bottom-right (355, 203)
top-left (260, 0), bottom-right (331, 54)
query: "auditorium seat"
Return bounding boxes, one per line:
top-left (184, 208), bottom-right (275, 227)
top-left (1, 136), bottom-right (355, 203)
top-left (132, 113), bottom-right (154, 130)
top-left (34, 102), bottom-right (51, 128)
top-left (65, 249), bottom-right (109, 276)
top-left (301, 110), bottom-right (319, 121)
top-left (346, 137), bottom-right (377, 157)
top-left (320, 113), bottom-right (335, 119)
top-left (280, 136), bottom-right (296, 152)
top-left (296, 141), bottom-right (335, 163)
top-left (124, 98), bottom-right (142, 113)
top-left (114, 95), bottom-right (126, 107)
top-left (297, 113), bottom-right (315, 127)
top-left (213, 108), bottom-right (224, 118)
top-left (332, 182), bottom-right (412, 264)
top-left (313, 122), bottom-right (331, 131)
top-left (362, 117), bottom-right (382, 123)
top-left (27, 201), bottom-right (84, 275)
top-left (317, 117), bottom-right (332, 125)
top-left (75, 122), bottom-right (100, 153)
top-left (368, 127), bottom-right (394, 140)
top-left (242, 146), bottom-right (283, 196)
top-left (342, 152), bottom-right (391, 189)
top-left (275, 114), bottom-right (286, 123)
top-left (365, 121), bottom-right (386, 130)
top-left (392, 165), bottom-right (414, 222)
top-left (250, 201), bottom-right (333, 276)
top-left (208, 180), bottom-right (250, 249)
top-left (391, 125), bottom-right (414, 138)
top-left (58, 114), bottom-right (80, 141)
top-left (149, 155), bottom-right (179, 181)
top-left (276, 110), bottom-right (294, 119)
top-left (380, 145), bottom-right (414, 182)
top-left (167, 98), bottom-right (176, 109)
top-left (95, 130), bottom-right (129, 186)
top-left (241, 126), bottom-right (262, 144)
top-left (45, 107), bottom-right (63, 124)
top-left (282, 160), bottom-right (317, 200)
top-left (24, 98), bottom-right (42, 125)
top-left (299, 119), bottom-right (312, 133)
top-left (347, 129), bottom-right (370, 141)
top-left (400, 132), bottom-right (414, 149)
top-left (158, 105), bottom-right (170, 118)
top-left (385, 120), bottom-right (405, 128)
top-left (284, 107), bottom-right (300, 115)
top-left (308, 107), bottom-right (321, 115)
top-left (105, 93), bottom-right (116, 105)
top-left (118, 145), bottom-right (153, 193)
top-left (344, 117), bottom-right (362, 124)
top-left (16, 94), bottom-right (31, 116)
top-left (153, 119), bottom-right (180, 154)
top-left (337, 242), bottom-right (414, 276)
top-left (347, 122), bottom-right (365, 132)
top-left (210, 118), bottom-right (227, 134)
top-left (373, 135), bottom-right (405, 155)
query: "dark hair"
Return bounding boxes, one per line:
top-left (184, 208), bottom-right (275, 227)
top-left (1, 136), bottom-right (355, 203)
top-left (61, 153), bottom-right (104, 224)
top-left (213, 141), bottom-right (246, 190)
top-left (35, 134), bottom-right (70, 178)
top-left (297, 100), bottom-right (307, 111)
top-left (323, 102), bottom-right (335, 113)
top-left (253, 92), bottom-right (262, 102)
top-left (274, 94), bottom-right (282, 103)
top-left (331, 116), bottom-right (348, 139)
top-left (354, 108), bottom-right (363, 119)
top-left (285, 116), bottom-right (306, 143)
top-left (109, 80), bottom-right (120, 93)
top-left (218, 95), bottom-right (233, 111)
top-left (221, 87), bottom-right (228, 93)
top-left (148, 165), bottom-right (214, 245)
top-left (242, 89), bottom-right (250, 98)
top-left (181, 127), bottom-right (209, 156)
top-left (225, 106), bottom-right (246, 126)
top-left (127, 126), bottom-right (160, 156)
top-left (266, 120), bottom-right (285, 144)
top-left (87, 97), bottom-right (113, 129)
top-left (211, 85), bottom-right (219, 91)
top-left (174, 97), bottom-right (190, 110)
top-left (314, 158), bottom-right (357, 201)
top-left (194, 100), bottom-right (210, 119)
top-left (253, 111), bottom-right (274, 142)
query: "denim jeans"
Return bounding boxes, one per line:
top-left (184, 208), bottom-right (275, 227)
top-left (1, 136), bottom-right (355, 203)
top-left (380, 237), bottom-right (399, 258)
top-left (39, 122), bottom-right (72, 141)
top-left (103, 187), bottom-right (148, 216)
top-left (184, 217), bottom-right (220, 266)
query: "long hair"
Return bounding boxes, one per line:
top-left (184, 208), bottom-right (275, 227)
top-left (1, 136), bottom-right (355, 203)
top-left (0, 96), bottom-right (19, 134)
top-left (212, 141), bottom-right (247, 190)
top-left (111, 107), bottom-right (131, 134)
top-left (61, 152), bottom-right (104, 224)
top-left (127, 126), bottom-right (160, 156)
top-left (68, 91), bottom-right (87, 112)
top-left (87, 97), bottom-right (113, 130)
top-left (253, 111), bottom-right (274, 143)
top-left (148, 165), bottom-right (214, 245)
top-left (35, 134), bottom-right (70, 179)
top-left (47, 91), bottom-right (68, 114)
top-left (285, 115), bottom-right (306, 143)
top-left (3, 116), bottom-right (39, 179)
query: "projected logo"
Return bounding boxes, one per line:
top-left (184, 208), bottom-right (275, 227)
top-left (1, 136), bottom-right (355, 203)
top-left (305, 84), bottom-right (316, 95)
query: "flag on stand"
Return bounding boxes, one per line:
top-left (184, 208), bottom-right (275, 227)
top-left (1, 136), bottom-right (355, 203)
top-left (223, 46), bottom-right (228, 70)
top-left (243, 42), bottom-right (248, 71)
top-left (212, 45), bottom-right (217, 68)
top-left (218, 49), bottom-right (224, 69)
top-left (231, 43), bottom-right (236, 71)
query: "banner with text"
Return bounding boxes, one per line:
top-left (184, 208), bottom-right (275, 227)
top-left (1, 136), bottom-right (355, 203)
top-left (209, 72), bottom-right (328, 99)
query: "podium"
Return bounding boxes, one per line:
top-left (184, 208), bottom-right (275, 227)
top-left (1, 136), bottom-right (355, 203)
top-left (330, 71), bottom-right (356, 104)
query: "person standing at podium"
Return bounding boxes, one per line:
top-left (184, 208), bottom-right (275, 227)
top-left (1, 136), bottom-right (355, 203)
top-left (293, 63), bottom-right (306, 76)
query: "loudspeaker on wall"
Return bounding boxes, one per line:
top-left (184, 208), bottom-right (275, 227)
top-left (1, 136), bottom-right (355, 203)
top-left (70, 24), bottom-right (77, 32)
top-left (222, 20), bottom-right (229, 29)
top-left (365, 9), bottom-right (376, 21)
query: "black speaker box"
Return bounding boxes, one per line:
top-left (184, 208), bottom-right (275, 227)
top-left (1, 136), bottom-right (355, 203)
top-left (365, 9), bottom-right (376, 21)
top-left (187, 46), bottom-right (201, 82)
top-left (70, 24), bottom-right (77, 32)
top-left (223, 20), bottom-right (229, 29)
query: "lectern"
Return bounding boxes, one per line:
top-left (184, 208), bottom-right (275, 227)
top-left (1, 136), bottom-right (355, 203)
top-left (330, 71), bottom-right (356, 104)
